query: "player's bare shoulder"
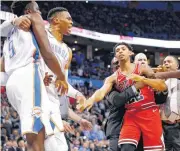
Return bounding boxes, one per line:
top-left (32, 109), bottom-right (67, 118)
top-left (104, 73), bottom-right (117, 84)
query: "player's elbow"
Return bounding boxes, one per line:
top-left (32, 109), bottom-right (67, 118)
top-left (157, 83), bottom-right (167, 92)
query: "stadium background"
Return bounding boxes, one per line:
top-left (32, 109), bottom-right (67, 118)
top-left (1, 1), bottom-right (180, 150)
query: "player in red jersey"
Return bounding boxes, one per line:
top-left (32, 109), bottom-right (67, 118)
top-left (77, 42), bottom-right (167, 151)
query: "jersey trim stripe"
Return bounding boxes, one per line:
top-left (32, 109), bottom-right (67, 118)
top-left (32, 64), bottom-right (43, 133)
top-left (31, 32), bottom-right (40, 61)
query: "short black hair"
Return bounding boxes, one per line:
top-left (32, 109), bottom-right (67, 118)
top-left (17, 137), bottom-right (24, 145)
top-left (11, 0), bottom-right (31, 16)
top-left (113, 42), bottom-right (133, 53)
top-left (47, 7), bottom-right (68, 21)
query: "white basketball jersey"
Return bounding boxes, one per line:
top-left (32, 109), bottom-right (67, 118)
top-left (3, 27), bottom-right (40, 76)
top-left (41, 29), bottom-right (70, 103)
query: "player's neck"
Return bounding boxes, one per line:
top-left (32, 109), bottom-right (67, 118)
top-left (120, 60), bottom-right (131, 72)
top-left (49, 25), bottom-right (63, 42)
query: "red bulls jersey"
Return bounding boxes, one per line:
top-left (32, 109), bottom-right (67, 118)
top-left (115, 64), bottom-right (157, 111)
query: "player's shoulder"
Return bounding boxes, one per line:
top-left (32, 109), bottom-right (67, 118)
top-left (104, 74), bottom-right (116, 83)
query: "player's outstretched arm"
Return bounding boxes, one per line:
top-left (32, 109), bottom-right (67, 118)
top-left (155, 71), bottom-right (180, 79)
top-left (83, 75), bottom-right (115, 111)
top-left (29, 13), bottom-right (65, 82)
top-left (140, 65), bottom-right (155, 78)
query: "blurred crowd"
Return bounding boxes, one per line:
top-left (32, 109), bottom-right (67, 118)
top-left (69, 51), bottom-right (111, 80)
top-left (1, 1), bottom-right (180, 40)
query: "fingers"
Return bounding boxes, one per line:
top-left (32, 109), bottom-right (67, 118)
top-left (64, 124), bottom-right (74, 133)
top-left (18, 17), bottom-right (31, 31)
top-left (86, 104), bottom-right (93, 111)
top-left (76, 104), bottom-right (85, 112)
top-left (80, 120), bottom-right (93, 131)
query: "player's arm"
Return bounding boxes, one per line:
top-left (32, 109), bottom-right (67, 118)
top-left (155, 71), bottom-right (180, 79)
top-left (0, 16), bottom-right (31, 37)
top-left (90, 75), bottom-right (115, 102)
top-left (139, 65), bottom-right (155, 78)
top-left (82, 75), bottom-right (115, 111)
top-left (0, 57), bottom-right (5, 72)
top-left (0, 57), bottom-right (8, 86)
top-left (107, 82), bottom-right (144, 108)
top-left (68, 108), bottom-right (92, 130)
top-left (29, 13), bottom-right (65, 82)
top-left (64, 48), bottom-right (79, 97)
top-left (154, 91), bottom-right (168, 104)
top-left (0, 20), bottom-right (14, 37)
top-left (129, 74), bottom-right (167, 91)
top-left (142, 78), bottom-right (167, 91)
top-left (64, 48), bottom-right (85, 98)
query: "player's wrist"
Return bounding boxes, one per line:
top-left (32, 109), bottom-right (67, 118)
top-left (75, 92), bottom-right (83, 99)
top-left (11, 18), bottom-right (16, 26)
top-left (78, 118), bottom-right (83, 124)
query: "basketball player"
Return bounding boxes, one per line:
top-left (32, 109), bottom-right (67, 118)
top-left (1, 1), bottom-right (68, 151)
top-left (78, 42), bottom-right (167, 151)
top-left (43, 7), bottom-right (90, 151)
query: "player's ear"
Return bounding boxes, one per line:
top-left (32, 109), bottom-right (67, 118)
top-left (52, 17), bottom-right (59, 24)
top-left (129, 51), bottom-right (134, 56)
top-left (176, 64), bottom-right (179, 70)
top-left (24, 9), bottom-right (31, 15)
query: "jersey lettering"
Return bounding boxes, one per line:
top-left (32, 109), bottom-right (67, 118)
top-left (128, 90), bottom-right (144, 104)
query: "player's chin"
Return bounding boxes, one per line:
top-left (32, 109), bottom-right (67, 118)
top-left (64, 31), bottom-right (71, 36)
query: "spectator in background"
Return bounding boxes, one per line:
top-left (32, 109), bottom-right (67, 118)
top-left (10, 111), bottom-right (20, 129)
top-left (17, 137), bottom-right (27, 151)
top-left (10, 129), bottom-right (20, 141)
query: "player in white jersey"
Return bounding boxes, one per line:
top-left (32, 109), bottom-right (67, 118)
top-left (0, 1), bottom-right (68, 151)
top-left (43, 7), bottom-right (89, 151)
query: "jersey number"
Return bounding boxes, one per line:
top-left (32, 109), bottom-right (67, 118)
top-left (8, 40), bottom-right (15, 58)
top-left (128, 90), bottom-right (144, 104)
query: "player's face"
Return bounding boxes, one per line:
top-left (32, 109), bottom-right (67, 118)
top-left (56, 11), bottom-right (73, 35)
top-left (115, 45), bottom-right (133, 61)
top-left (137, 57), bottom-right (148, 66)
top-left (163, 56), bottom-right (178, 71)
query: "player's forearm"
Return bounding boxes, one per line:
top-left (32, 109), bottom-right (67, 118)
top-left (30, 13), bottom-right (65, 81)
top-left (68, 108), bottom-right (81, 122)
top-left (0, 20), bottom-right (14, 37)
top-left (155, 71), bottom-right (180, 79)
top-left (154, 91), bottom-right (168, 104)
top-left (90, 89), bottom-right (107, 103)
top-left (0, 57), bottom-right (5, 72)
top-left (142, 78), bottom-right (167, 91)
top-left (108, 86), bottom-right (138, 108)
top-left (67, 83), bottom-right (81, 98)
